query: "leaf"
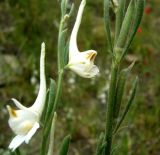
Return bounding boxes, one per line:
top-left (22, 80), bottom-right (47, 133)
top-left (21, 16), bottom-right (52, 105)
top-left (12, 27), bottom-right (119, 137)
top-left (47, 112), bottom-right (57, 155)
top-left (61, 0), bottom-right (67, 16)
top-left (58, 28), bottom-right (68, 69)
top-left (9, 148), bottom-right (21, 155)
top-left (116, 0), bottom-right (135, 50)
top-left (14, 148), bottom-right (21, 155)
top-left (41, 89), bottom-right (49, 125)
top-left (40, 79), bottom-right (56, 155)
top-left (115, 0), bottom-right (126, 43)
top-left (45, 79), bottom-right (56, 124)
top-left (111, 144), bottom-right (121, 155)
top-left (96, 132), bottom-right (104, 155)
top-left (114, 77), bottom-right (138, 133)
top-left (101, 142), bottom-right (107, 155)
top-left (104, 0), bottom-right (113, 53)
top-left (121, 0), bottom-right (145, 60)
top-left (64, 39), bottom-right (69, 66)
top-left (59, 135), bottom-right (71, 155)
top-left (68, 3), bottom-right (75, 18)
top-left (113, 61), bottom-right (135, 119)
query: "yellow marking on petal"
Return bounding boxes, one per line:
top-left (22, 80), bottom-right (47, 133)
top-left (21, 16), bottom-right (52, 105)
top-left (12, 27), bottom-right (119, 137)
top-left (86, 52), bottom-right (97, 61)
top-left (22, 122), bottom-right (33, 133)
top-left (7, 105), bottom-right (17, 118)
top-left (79, 62), bottom-right (85, 64)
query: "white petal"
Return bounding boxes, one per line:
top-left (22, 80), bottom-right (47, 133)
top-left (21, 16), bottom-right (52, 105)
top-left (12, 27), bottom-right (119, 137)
top-left (88, 65), bottom-right (99, 77)
top-left (24, 122), bottom-right (40, 144)
top-left (12, 98), bottom-right (28, 110)
top-left (9, 135), bottom-right (26, 151)
top-left (69, 63), bottom-right (99, 78)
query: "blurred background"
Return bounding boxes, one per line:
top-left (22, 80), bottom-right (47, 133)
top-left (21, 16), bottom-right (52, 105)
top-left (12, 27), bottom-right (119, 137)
top-left (0, 0), bottom-right (160, 154)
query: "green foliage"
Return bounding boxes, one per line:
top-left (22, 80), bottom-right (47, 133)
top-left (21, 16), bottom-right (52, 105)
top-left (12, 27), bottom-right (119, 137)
top-left (58, 135), bottom-right (71, 155)
top-left (121, 0), bottom-right (145, 60)
top-left (96, 132), bottom-right (105, 155)
top-left (0, 0), bottom-right (160, 155)
top-left (103, 0), bottom-right (144, 154)
top-left (114, 62), bottom-right (135, 119)
top-left (114, 77), bottom-right (138, 133)
top-left (44, 79), bottom-right (56, 124)
top-left (104, 0), bottom-right (113, 53)
top-left (115, 0), bottom-right (126, 43)
top-left (116, 0), bottom-right (135, 49)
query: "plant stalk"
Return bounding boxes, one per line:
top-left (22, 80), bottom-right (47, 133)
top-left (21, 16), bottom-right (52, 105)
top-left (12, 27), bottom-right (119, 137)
top-left (104, 61), bottom-right (119, 155)
top-left (41, 14), bottom-right (65, 155)
top-left (58, 20), bottom-right (64, 71)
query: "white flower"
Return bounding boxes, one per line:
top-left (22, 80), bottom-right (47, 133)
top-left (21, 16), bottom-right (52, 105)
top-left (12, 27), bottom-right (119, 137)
top-left (67, 0), bottom-right (99, 78)
top-left (7, 42), bottom-right (46, 151)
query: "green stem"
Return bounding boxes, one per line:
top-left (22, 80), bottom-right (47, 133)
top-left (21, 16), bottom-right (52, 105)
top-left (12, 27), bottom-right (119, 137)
top-left (58, 20), bottom-right (64, 71)
top-left (41, 16), bottom-right (65, 155)
top-left (104, 61), bottom-right (119, 155)
top-left (53, 70), bottom-right (63, 112)
top-left (41, 71), bottom-right (63, 155)
top-left (51, 15), bottom-right (65, 115)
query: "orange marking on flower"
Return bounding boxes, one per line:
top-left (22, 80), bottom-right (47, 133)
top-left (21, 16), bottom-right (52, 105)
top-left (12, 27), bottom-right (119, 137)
top-left (7, 106), bottom-right (17, 118)
top-left (86, 52), bottom-right (96, 61)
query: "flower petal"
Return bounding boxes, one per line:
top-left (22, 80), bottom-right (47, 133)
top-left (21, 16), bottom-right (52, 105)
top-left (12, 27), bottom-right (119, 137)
top-left (9, 135), bottom-right (26, 151)
top-left (11, 98), bottom-right (28, 111)
top-left (24, 122), bottom-right (40, 144)
top-left (7, 105), bottom-right (17, 118)
top-left (88, 65), bottom-right (99, 77)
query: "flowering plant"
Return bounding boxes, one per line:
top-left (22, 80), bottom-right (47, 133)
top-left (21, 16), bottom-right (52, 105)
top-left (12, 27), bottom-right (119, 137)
top-left (6, 0), bottom-right (145, 154)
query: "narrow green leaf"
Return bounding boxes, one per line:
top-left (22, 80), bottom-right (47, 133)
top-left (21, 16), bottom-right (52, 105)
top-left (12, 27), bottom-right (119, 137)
top-left (104, 0), bottom-right (113, 53)
top-left (68, 3), bottom-right (75, 18)
top-left (58, 28), bottom-right (68, 69)
top-left (115, 0), bottom-right (126, 43)
top-left (114, 62), bottom-right (135, 119)
top-left (97, 139), bottom-right (107, 155)
top-left (64, 0), bottom-right (69, 12)
top-left (14, 149), bottom-right (21, 155)
top-left (41, 79), bottom-right (56, 155)
top-left (114, 77), bottom-right (138, 133)
top-left (45, 79), bottom-right (56, 123)
top-left (96, 132), bottom-right (104, 155)
top-left (114, 71), bottom-right (127, 119)
top-left (116, 0), bottom-right (135, 50)
top-left (121, 0), bottom-right (145, 60)
top-left (64, 40), bottom-right (69, 66)
top-left (111, 144), bottom-right (120, 155)
top-left (101, 142), bottom-right (107, 155)
top-left (47, 112), bottom-right (57, 155)
top-left (41, 89), bottom-right (49, 125)
top-left (59, 135), bottom-right (71, 155)
top-left (10, 151), bottom-right (16, 155)
top-left (61, 0), bottom-right (67, 16)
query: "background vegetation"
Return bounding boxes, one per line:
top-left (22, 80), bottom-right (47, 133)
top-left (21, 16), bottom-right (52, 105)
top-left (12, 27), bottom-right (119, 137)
top-left (0, 0), bottom-right (159, 154)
